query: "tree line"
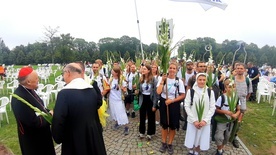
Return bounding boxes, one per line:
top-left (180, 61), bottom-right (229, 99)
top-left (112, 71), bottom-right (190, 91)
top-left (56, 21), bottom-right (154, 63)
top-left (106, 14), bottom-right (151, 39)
top-left (0, 32), bottom-right (275, 67)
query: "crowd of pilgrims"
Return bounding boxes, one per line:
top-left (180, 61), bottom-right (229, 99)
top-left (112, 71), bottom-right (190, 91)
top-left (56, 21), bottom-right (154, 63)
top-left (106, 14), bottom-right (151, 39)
top-left (87, 58), bottom-right (252, 155)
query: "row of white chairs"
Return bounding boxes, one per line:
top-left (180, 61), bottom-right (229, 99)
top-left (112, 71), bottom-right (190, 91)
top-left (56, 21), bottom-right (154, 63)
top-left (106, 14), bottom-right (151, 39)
top-left (1, 79), bottom-right (65, 108)
top-left (256, 78), bottom-right (275, 104)
top-left (36, 81), bottom-right (65, 107)
top-left (256, 77), bottom-right (276, 116)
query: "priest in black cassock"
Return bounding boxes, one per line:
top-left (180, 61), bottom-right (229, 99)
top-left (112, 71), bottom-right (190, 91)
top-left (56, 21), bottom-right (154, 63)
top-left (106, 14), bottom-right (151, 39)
top-left (52, 63), bottom-right (107, 155)
top-left (11, 66), bottom-right (56, 155)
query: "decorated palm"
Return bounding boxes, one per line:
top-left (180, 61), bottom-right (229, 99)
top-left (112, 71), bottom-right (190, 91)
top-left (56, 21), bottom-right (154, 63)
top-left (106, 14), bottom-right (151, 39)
top-left (195, 87), bottom-right (207, 122)
top-left (181, 53), bottom-right (187, 79)
top-left (157, 18), bottom-right (173, 127)
top-left (106, 52), bottom-right (113, 77)
top-left (11, 93), bottom-right (52, 124)
top-left (227, 80), bottom-right (238, 115)
top-left (206, 50), bottom-right (216, 88)
top-left (90, 71), bottom-right (99, 85)
top-left (194, 87), bottom-right (207, 146)
top-left (157, 18), bottom-right (172, 75)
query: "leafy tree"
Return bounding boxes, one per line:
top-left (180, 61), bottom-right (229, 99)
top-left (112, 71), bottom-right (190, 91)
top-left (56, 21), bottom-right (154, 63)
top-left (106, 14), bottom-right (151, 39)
top-left (43, 26), bottom-right (59, 63)
top-left (0, 38), bottom-right (8, 64)
top-left (237, 54), bottom-right (245, 63)
top-left (225, 52), bottom-right (234, 65)
top-left (15, 51), bottom-right (26, 65)
top-left (260, 54), bottom-right (268, 66)
top-left (1, 33), bottom-right (276, 67)
top-left (215, 51), bottom-right (225, 65)
top-left (123, 51), bottom-right (131, 61)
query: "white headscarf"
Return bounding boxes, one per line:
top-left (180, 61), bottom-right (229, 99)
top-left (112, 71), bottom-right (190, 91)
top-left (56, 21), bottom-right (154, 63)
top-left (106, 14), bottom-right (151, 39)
top-left (192, 73), bottom-right (208, 89)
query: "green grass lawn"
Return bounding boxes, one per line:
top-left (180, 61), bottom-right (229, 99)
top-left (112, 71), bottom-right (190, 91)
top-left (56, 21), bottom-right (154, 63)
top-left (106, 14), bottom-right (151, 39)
top-left (0, 66), bottom-right (275, 154)
top-left (239, 100), bottom-right (276, 155)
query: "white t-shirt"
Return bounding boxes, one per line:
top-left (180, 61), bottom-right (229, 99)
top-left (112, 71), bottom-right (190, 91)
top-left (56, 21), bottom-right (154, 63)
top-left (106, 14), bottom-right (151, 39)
top-left (157, 77), bottom-right (185, 99)
top-left (185, 72), bottom-right (194, 86)
top-left (141, 81), bottom-right (152, 95)
top-left (109, 78), bottom-right (127, 101)
top-left (215, 94), bottom-right (241, 111)
top-left (90, 74), bottom-right (107, 93)
top-left (126, 72), bottom-right (137, 90)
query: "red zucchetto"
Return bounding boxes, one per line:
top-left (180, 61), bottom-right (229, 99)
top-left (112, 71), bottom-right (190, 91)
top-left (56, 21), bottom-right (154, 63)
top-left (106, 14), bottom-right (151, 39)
top-left (18, 66), bottom-right (33, 78)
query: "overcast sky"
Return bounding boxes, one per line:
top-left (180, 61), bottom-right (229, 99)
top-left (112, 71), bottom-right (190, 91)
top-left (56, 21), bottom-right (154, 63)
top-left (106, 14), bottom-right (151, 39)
top-left (1, 0), bottom-right (275, 50)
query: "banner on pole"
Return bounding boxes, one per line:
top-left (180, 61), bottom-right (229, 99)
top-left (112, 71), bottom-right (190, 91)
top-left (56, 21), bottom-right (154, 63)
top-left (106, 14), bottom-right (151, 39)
top-left (156, 19), bottom-right (173, 39)
top-left (170, 0), bottom-right (228, 11)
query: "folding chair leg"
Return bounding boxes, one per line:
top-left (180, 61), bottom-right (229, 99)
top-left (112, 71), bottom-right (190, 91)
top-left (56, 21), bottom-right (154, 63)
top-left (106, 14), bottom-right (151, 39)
top-left (272, 99), bottom-right (276, 116)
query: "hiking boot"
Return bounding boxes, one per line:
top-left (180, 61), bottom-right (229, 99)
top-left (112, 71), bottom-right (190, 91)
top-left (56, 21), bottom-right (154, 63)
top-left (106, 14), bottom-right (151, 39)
top-left (167, 144), bottom-right (174, 154)
top-left (146, 135), bottom-right (152, 141)
top-left (232, 139), bottom-right (239, 148)
top-left (215, 149), bottom-right (224, 155)
top-left (138, 133), bottom-right (145, 139)
top-left (131, 111), bottom-right (136, 118)
top-left (124, 127), bottom-right (129, 135)
top-left (159, 142), bottom-right (167, 153)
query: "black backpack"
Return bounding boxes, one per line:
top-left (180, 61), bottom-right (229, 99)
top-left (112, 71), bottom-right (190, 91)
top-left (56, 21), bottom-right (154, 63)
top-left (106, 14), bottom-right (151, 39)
top-left (216, 94), bottom-right (239, 110)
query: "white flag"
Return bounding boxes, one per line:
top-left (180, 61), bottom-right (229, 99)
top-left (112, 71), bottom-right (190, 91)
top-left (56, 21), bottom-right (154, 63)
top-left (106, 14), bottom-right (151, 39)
top-left (170, 0), bottom-right (228, 11)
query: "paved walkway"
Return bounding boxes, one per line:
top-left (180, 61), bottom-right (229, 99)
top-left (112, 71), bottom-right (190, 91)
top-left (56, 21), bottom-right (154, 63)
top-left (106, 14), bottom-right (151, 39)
top-left (55, 115), bottom-right (251, 155)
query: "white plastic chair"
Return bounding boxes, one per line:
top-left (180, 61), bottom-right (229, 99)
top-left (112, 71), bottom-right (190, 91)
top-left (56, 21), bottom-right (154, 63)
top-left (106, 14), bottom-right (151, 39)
top-left (36, 84), bottom-right (44, 94)
top-left (38, 84), bottom-right (54, 107)
top-left (256, 82), bottom-right (272, 104)
top-left (6, 80), bottom-right (18, 94)
top-left (55, 75), bottom-right (63, 83)
top-left (0, 81), bottom-right (5, 94)
top-left (0, 97), bottom-right (9, 127)
top-left (51, 81), bottom-right (65, 101)
top-left (269, 82), bottom-right (276, 98)
top-left (40, 73), bottom-right (50, 83)
top-left (272, 97), bottom-right (276, 116)
top-left (7, 80), bottom-right (19, 108)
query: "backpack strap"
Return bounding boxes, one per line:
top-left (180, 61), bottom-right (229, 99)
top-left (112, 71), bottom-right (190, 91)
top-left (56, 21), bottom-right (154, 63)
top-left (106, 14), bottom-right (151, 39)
top-left (175, 77), bottom-right (179, 98)
top-left (245, 77), bottom-right (250, 88)
top-left (103, 67), bottom-right (106, 75)
top-left (190, 88), bottom-right (211, 106)
top-left (190, 88), bottom-right (195, 106)
top-left (220, 94), bottom-right (225, 108)
top-left (207, 88), bottom-right (211, 99)
top-left (233, 76), bottom-right (250, 90)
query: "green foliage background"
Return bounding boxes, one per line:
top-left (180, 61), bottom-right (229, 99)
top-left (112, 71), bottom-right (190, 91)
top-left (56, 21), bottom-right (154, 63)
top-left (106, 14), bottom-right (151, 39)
top-left (1, 35), bottom-right (276, 67)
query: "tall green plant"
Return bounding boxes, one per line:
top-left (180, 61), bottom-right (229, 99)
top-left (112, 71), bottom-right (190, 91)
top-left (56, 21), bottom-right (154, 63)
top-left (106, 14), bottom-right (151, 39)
top-left (10, 93), bottom-right (52, 124)
top-left (206, 50), bottom-right (216, 88)
top-left (195, 87), bottom-right (206, 122)
top-left (157, 18), bottom-right (172, 74)
top-left (181, 53), bottom-right (187, 78)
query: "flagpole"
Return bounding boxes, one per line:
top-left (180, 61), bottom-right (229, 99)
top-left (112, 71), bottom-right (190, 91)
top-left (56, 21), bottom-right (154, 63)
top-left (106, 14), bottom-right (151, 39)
top-left (134, 0), bottom-right (144, 60)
